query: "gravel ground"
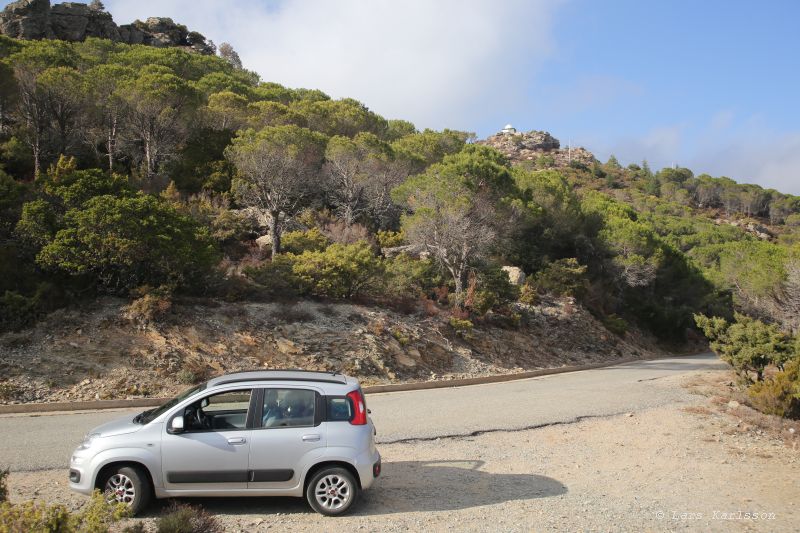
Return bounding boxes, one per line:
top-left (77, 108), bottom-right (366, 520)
top-left (7, 376), bottom-right (799, 532)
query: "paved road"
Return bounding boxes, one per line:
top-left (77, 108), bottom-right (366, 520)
top-left (0, 354), bottom-right (726, 472)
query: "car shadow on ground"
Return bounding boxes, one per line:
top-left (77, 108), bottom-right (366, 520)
top-left (156, 460), bottom-right (567, 516)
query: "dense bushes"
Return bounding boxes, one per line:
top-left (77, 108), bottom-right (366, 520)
top-left (37, 194), bottom-right (218, 294)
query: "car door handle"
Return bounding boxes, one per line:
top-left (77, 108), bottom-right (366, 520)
top-left (227, 437), bottom-right (247, 445)
top-left (302, 434), bottom-right (321, 442)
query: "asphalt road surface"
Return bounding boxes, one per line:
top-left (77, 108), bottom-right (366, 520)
top-left (0, 353), bottom-right (725, 472)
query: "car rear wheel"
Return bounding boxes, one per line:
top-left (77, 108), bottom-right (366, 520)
top-left (100, 465), bottom-right (152, 516)
top-left (306, 467), bottom-right (359, 516)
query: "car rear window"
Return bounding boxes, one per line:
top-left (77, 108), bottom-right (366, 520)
top-left (327, 397), bottom-right (353, 421)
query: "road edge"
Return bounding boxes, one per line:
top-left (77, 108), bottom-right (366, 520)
top-left (0, 352), bottom-right (713, 415)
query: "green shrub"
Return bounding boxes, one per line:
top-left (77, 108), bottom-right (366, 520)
top-left (156, 502), bottom-right (222, 533)
top-left (381, 254), bottom-right (441, 300)
top-left (695, 313), bottom-right (793, 382)
top-left (748, 359), bottom-right (800, 419)
top-left (376, 230), bottom-right (405, 248)
top-left (449, 317), bottom-right (473, 337)
top-left (243, 255), bottom-right (303, 297)
top-left (530, 258), bottom-right (588, 298)
top-left (535, 154), bottom-right (555, 169)
top-left (391, 328), bottom-right (410, 345)
top-left (467, 267), bottom-right (519, 315)
top-left (281, 227), bottom-right (329, 254)
top-left (518, 282), bottom-right (538, 305)
top-left (292, 241), bottom-right (383, 298)
top-left (210, 209), bottom-right (251, 245)
top-left (603, 314), bottom-right (629, 336)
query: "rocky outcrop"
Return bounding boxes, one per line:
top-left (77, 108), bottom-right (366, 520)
top-left (0, 0), bottom-right (215, 55)
top-left (477, 129), bottom-right (597, 169)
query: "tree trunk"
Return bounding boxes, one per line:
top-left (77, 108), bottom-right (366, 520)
top-left (144, 136), bottom-right (152, 178)
top-left (452, 270), bottom-right (464, 307)
top-left (269, 211), bottom-right (280, 259)
top-left (32, 137), bottom-right (41, 178)
top-left (106, 115), bottom-right (117, 172)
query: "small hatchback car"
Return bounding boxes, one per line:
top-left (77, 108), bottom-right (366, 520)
top-left (69, 371), bottom-right (381, 516)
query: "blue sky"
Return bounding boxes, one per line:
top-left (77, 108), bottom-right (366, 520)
top-left (4, 0), bottom-right (799, 192)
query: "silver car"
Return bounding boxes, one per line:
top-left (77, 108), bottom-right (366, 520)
top-left (69, 371), bottom-right (381, 516)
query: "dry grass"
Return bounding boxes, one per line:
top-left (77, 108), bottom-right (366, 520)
top-left (682, 370), bottom-right (800, 448)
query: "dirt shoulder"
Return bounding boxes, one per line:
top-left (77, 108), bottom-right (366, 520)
top-left (7, 372), bottom-right (798, 532)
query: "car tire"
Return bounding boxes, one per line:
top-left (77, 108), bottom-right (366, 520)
top-left (306, 467), bottom-right (359, 516)
top-left (99, 465), bottom-right (152, 516)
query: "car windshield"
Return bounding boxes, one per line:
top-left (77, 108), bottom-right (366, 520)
top-left (136, 382), bottom-right (207, 424)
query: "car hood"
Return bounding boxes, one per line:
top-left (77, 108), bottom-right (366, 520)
top-left (91, 414), bottom-right (144, 438)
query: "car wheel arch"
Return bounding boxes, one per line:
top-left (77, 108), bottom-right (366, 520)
top-left (303, 460), bottom-right (362, 492)
top-left (94, 461), bottom-right (155, 492)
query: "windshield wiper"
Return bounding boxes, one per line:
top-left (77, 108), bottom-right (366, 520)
top-left (133, 409), bottom-right (153, 424)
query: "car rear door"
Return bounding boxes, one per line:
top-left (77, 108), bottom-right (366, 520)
top-left (247, 386), bottom-right (327, 491)
top-left (161, 388), bottom-right (255, 492)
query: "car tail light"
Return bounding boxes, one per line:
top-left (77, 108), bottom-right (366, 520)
top-left (346, 389), bottom-right (367, 425)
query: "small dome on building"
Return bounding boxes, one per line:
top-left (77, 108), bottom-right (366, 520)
top-left (501, 123), bottom-right (516, 134)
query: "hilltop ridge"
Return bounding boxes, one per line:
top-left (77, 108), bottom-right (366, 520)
top-left (0, 0), bottom-right (215, 54)
top-left (476, 127), bottom-right (596, 168)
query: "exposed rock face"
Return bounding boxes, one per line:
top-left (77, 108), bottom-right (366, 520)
top-left (0, 0), bottom-right (215, 55)
top-left (0, 0), bottom-right (52, 39)
top-left (477, 129), bottom-right (597, 169)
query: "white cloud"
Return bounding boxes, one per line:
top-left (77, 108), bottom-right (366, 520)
top-left (104, 0), bottom-right (563, 131)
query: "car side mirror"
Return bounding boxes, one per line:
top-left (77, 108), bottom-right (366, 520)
top-left (168, 415), bottom-right (185, 434)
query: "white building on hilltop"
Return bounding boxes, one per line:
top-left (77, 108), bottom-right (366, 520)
top-left (501, 123), bottom-right (517, 135)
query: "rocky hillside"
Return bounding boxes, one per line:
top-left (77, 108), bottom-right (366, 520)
top-left (0, 0), bottom-right (215, 54)
top-left (0, 296), bottom-right (677, 404)
top-left (477, 128), bottom-right (596, 167)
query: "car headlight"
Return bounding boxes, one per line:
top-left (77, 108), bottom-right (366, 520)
top-left (77, 433), bottom-right (100, 451)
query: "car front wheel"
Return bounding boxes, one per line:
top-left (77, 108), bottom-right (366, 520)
top-left (100, 465), bottom-right (152, 516)
top-left (306, 467), bottom-right (359, 516)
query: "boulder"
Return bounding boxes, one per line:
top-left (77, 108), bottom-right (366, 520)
top-left (502, 266), bottom-right (526, 285)
top-left (255, 234), bottom-right (272, 249)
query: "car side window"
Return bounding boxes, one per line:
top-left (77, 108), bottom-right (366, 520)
top-left (261, 388), bottom-right (315, 428)
top-left (183, 389), bottom-right (251, 432)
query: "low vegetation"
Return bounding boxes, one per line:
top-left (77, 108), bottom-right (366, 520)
top-left (0, 489), bottom-right (127, 533)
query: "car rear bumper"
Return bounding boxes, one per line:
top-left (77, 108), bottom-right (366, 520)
top-left (356, 449), bottom-right (381, 490)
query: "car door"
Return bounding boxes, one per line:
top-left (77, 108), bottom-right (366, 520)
top-left (161, 388), bottom-right (255, 492)
top-left (248, 387), bottom-right (327, 491)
